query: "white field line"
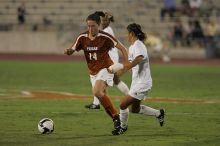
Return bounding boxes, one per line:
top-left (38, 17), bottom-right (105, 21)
top-left (21, 90), bottom-right (32, 96)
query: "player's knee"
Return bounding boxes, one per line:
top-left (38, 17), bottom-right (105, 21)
top-left (120, 101), bottom-right (129, 110)
top-left (94, 91), bottom-right (104, 98)
top-left (120, 102), bottom-right (127, 110)
top-left (131, 107), bottom-right (140, 113)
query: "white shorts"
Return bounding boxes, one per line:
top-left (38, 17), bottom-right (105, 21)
top-left (128, 83), bottom-right (151, 100)
top-left (90, 68), bottom-right (114, 87)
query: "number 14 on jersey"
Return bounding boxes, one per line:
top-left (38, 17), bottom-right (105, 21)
top-left (89, 52), bottom-right (97, 60)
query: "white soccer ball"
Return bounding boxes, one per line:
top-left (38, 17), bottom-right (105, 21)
top-left (38, 118), bottom-right (54, 134)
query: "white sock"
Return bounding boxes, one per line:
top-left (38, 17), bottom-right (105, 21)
top-left (120, 108), bottom-right (129, 128)
top-left (93, 96), bottom-right (100, 105)
top-left (139, 105), bottom-right (160, 117)
top-left (117, 81), bottom-right (129, 95)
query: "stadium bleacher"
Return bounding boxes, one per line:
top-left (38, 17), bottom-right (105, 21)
top-left (0, 0), bottom-right (219, 58)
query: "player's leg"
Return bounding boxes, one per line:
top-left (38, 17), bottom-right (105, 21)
top-left (120, 95), bottom-right (164, 131)
top-left (131, 103), bottom-right (165, 127)
top-left (93, 96), bottom-right (100, 106)
top-left (94, 80), bottom-right (118, 118)
top-left (120, 95), bottom-right (137, 130)
top-left (112, 95), bottom-right (137, 135)
top-left (93, 68), bottom-right (122, 134)
top-left (84, 96), bottom-right (100, 109)
top-left (113, 74), bottom-right (129, 95)
top-left (94, 80), bottom-right (121, 133)
top-left (85, 75), bottom-right (100, 109)
top-left (129, 84), bottom-right (165, 126)
top-left (131, 101), bottom-right (160, 116)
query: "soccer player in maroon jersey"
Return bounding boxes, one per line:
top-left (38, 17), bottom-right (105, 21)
top-left (64, 13), bottom-right (129, 135)
top-left (85, 11), bottom-right (129, 110)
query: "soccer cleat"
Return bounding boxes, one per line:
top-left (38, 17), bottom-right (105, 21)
top-left (121, 125), bottom-right (128, 132)
top-left (112, 127), bottom-right (124, 135)
top-left (121, 126), bottom-right (128, 132)
top-left (113, 115), bottom-right (121, 129)
top-left (112, 116), bottom-right (126, 135)
top-left (157, 109), bottom-right (165, 127)
top-left (84, 103), bottom-right (100, 109)
top-left (112, 125), bottom-right (128, 135)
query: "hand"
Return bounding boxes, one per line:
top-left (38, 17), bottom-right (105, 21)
top-left (64, 48), bottom-right (74, 55)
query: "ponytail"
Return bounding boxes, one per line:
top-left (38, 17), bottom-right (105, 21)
top-left (127, 23), bottom-right (146, 41)
top-left (105, 12), bottom-right (114, 22)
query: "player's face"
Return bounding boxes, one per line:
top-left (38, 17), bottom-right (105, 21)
top-left (87, 20), bottom-right (99, 37)
top-left (127, 31), bottom-right (133, 43)
top-left (101, 16), bottom-right (109, 29)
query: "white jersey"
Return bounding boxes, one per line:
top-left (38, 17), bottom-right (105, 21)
top-left (128, 40), bottom-right (152, 91)
top-left (103, 26), bottom-right (119, 63)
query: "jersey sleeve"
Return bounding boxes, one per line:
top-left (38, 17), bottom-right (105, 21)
top-left (109, 36), bottom-right (118, 49)
top-left (133, 41), bottom-right (146, 58)
top-left (100, 31), bottom-right (118, 48)
top-left (71, 35), bottom-right (83, 51)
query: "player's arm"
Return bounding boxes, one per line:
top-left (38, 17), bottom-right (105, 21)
top-left (64, 45), bottom-right (75, 55)
top-left (127, 55), bottom-right (143, 70)
top-left (64, 35), bottom-right (82, 55)
top-left (107, 42), bottom-right (129, 74)
top-left (64, 47), bottom-right (75, 55)
top-left (116, 55), bottom-right (143, 76)
top-left (115, 42), bottom-right (129, 64)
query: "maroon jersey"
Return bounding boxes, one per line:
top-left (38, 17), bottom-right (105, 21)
top-left (71, 30), bottom-right (118, 75)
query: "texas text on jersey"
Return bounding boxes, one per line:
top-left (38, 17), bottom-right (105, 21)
top-left (71, 30), bottom-right (118, 75)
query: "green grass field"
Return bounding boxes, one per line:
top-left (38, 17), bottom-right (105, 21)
top-left (0, 60), bottom-right (220, 146)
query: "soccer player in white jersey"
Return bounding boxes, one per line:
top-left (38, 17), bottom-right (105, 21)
top-left (85, 12), bottom-right (129, 109)
top-left (112, 23), bottom-right (165, 135)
